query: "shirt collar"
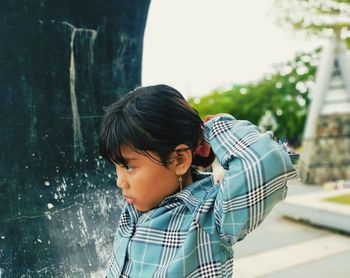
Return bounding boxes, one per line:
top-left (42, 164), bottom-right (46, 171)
top-left (160, 172), bottom-right (215, 212)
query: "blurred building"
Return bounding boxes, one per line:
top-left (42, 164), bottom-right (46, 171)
top-left (299, 37), bottom-right (350, 184)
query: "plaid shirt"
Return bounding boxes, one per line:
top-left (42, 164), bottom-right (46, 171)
top-left (107, 115), bottom-right (297, 277)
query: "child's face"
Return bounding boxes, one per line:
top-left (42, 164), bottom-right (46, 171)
top-left (115, 146), bottom-right (179, 212)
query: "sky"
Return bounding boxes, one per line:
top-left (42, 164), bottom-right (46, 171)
top-left (142, 0), bottom-right (323, 99)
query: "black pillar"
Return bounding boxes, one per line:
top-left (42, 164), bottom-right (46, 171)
top-left (0, 0), bottom-right (151, 276)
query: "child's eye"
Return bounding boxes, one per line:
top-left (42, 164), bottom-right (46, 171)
top-left (124, 165), bottom-right (133, 173)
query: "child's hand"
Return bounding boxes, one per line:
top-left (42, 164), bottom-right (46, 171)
top-left (204, 113), bottom-right (229, 123)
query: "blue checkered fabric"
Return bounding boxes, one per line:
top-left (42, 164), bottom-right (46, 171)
top-left (106, 114), bottom-right (297, 277)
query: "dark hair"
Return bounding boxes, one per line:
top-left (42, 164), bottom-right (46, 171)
top-left (99, 84), bottom-right (215, 169)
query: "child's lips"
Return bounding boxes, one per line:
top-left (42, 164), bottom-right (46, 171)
top-left (124, 196), bottom-right (135, 204)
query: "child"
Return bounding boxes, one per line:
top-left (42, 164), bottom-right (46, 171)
top-left (99, 84), bottom-right (297, 277)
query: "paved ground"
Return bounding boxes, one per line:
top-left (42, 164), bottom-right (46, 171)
top-left (233, 178), bottom-right (350, 278)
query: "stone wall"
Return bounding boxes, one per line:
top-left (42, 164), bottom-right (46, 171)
top-left (299, 113), bottom-right (350, 184)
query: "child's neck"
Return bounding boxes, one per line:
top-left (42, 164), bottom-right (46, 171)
top-left (182, 171), bottom-right (193, 189)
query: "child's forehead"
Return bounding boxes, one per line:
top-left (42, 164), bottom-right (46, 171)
top-left (120, 145), bottom-right (162, 163)
top-left (120, 145), bottom-right (140, 158)
top-left (120, 145), bottom-right (149, 159)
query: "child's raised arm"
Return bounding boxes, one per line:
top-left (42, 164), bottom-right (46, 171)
top-left (203, 114), bottom-right (297, 245)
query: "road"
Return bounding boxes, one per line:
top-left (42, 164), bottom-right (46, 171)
top-left (234, 178), bottom-right (350, 278)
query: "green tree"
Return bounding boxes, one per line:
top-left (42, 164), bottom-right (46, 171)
top-left (273, 0), bottom-right (350, 39)
top-left (188, 49), bottom-right (320, 146)
top-left (190, 0), bottom-right (350, 146)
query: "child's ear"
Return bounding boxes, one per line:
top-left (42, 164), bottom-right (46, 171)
top-left (173, 144), bottom-right (192, 175)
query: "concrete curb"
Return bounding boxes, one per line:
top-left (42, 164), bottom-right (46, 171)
top-left (278, 188), bottom-right (350, 234)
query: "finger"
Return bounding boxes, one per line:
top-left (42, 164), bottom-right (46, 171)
top-left (204, 115), bottom-right (215, 122)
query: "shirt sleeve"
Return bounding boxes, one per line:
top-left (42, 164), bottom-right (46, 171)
top-left (203, 114), bottom-right (297, 245)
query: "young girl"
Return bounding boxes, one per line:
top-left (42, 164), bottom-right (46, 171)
top-left (99, 84), bottom-right (297, 277)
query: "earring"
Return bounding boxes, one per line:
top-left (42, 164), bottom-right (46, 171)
top-left (179, 176), bottom-right (183, 191)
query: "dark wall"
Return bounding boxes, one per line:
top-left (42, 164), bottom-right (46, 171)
top-left (0, 0), bottom-right (151, 276)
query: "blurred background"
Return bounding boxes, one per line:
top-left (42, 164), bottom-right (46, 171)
top-left (1, 0), bottom-right (349, 277)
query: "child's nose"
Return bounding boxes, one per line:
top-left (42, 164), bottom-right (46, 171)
top-left (116, 173), bottom-right (129, 189)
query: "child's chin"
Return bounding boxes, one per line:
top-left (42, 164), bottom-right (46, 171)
top-left (134, 204), bottom-right (151, 212)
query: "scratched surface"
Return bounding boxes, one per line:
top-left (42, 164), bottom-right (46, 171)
top-left (0, 0), bottom-right (150, 276)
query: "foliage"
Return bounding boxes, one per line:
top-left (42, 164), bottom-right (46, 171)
top-left (273, 0), bottom-right (350, 38)
top-left (188, 49), bottom-right (321, 146)
top-left (324, 193), bottom-right (350, 205)
top-left (259, 111), bottom-right (278, 133)
top-left (189, 0), bottom-right (350, 146)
